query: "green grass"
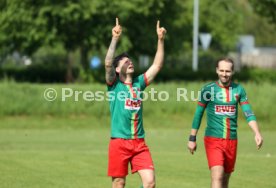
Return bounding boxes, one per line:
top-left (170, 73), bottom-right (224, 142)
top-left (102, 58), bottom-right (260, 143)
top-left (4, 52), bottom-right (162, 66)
top-left (0, 81), bottom-right (275, 187)
top-left (0, 81), bottom-right (275, 129)
top-left (0, 116), bottom-right (275, 188)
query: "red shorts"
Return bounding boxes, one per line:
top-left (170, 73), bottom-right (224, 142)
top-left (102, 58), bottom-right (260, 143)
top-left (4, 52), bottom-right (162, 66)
top-left (108, 138), bottom-right (154, 177)
top-left (204, 136), bottom-right (238, 173)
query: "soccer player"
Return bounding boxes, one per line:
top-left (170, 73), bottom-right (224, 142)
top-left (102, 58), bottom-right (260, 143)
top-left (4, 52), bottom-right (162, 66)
top-left (105, 18), bottom-right (166, 188)
top-left (187, 58), bottom-right (263, 188)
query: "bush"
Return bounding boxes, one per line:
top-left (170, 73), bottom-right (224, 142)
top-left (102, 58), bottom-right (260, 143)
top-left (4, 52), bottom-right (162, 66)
top-left (0, 62), bottom-right (275, 83)
top-left (0, 63), bottom-right (80, 83)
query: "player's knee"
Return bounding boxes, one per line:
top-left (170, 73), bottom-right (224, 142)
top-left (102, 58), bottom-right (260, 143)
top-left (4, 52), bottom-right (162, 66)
top-left (211, 170), bottom-right (224, 182)
top-left (211, 173), bottom-right (224, 182)
top-left (112, 178), bottom-right (126, 188)
top-left (143, 179), bottom-right (155, 188)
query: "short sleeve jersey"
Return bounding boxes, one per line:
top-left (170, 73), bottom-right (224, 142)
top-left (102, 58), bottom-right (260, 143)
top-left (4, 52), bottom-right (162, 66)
top-left (107, 74), bottom-right (149, 139)
top-left (192, 82), bottom-right (256, 139)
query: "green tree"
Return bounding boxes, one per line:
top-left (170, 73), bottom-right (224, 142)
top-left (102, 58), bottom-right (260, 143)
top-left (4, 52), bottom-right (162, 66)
top-left (0, 0), bottom-right (51, 56)
top-left (238, 0), bottom-right (276, 46)
top-left (2, 0), bottom-right (266, 82)
top-left (0, 0), bottom-right (113, 81)
top-left (249, 0), bottom-right (276, 24)
top-left (199, 0), bottom-right (243, 52)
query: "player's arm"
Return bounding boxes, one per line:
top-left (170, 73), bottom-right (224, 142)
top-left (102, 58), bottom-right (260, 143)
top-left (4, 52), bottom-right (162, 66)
top-left (187, 86), bottom-right (209, 154)
top-left (144, 20), bottom-right (166, 85)
top-left (239, 87), bottom-right (263, 149)
top-left (187, 128), bottom-right (199, 155)
top-left (105, 18), bottom-right (122, 85)
top-left (248, 120), bottom-right (263, 149)
top-left (187, 103), bottom-right (206, 154)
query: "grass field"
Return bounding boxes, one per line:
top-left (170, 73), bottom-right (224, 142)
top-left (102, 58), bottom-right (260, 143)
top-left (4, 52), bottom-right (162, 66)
top-left (0, 81), bottom-right (275, 187)
top-left (0, 116), bottom-right (275, 188)
top-left (0, 81), bottom-right (275, 130)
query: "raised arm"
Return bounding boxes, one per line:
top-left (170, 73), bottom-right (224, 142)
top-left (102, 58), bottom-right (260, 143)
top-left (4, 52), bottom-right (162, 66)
top-left (145, 20), bottom-right (166, 85)
top-left (105, 18), bottom-right (122, 85)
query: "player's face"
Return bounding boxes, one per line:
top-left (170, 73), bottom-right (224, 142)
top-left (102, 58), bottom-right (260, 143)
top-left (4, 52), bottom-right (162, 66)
top-left (216, 60), bottom-right (234, 85)
top-left (116, 57), bottom-right (134, 75)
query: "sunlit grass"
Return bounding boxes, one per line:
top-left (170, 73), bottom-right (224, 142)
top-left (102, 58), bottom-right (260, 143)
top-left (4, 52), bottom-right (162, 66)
top-left (0, 116), bottom-right (275, 188)
top-left (0, 81), bottom-right (275, 130)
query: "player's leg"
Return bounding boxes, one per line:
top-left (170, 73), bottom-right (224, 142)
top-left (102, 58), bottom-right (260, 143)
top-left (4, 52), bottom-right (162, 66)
top-left (138, 169), bottom-right (155, 188)
top-left (108, 139), bottom-right (131, 188)
top-left (131, 139), bottom-right (155, 188)
top-left (222, 139), bottom-right (237, 188)
top-left (222, 173), bottom-right (231, 188)
top-left (210, 166), bottom-right (225, 188)
top-left (112, 177), bottom-right (126, 188)
top-left (204, 137), bottom-right (225, 188)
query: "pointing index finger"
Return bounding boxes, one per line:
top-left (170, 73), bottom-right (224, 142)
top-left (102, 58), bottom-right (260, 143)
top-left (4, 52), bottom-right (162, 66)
top-left (156, 20), bottom-right (160, 29)
top-left (116, 17), bottom-right (119, 26)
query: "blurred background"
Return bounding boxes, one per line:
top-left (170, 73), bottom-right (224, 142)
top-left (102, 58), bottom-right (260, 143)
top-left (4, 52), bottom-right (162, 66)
top-left (0, 0), bottom-right (276, 187)
top-left (0, 0), bottom-right (275, 83)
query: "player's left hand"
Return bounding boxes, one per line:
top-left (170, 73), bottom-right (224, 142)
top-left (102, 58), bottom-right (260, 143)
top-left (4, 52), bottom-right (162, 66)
top-left (255, 133), bottom-right (263, 150)
top-left (156, 20), bottom-right (166, 40)
top-left (187, 141), bottom-right (197, 155)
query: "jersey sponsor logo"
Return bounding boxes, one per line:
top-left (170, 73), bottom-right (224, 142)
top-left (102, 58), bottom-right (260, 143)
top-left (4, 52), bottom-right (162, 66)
top-left (125, 98), bottom-right (141, 110)
top-left (215, 105), bottom-right (236, 116)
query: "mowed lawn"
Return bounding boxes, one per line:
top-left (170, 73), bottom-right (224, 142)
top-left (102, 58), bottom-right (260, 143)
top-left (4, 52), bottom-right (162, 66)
top-left (0, 116), bottom-right (275, 188)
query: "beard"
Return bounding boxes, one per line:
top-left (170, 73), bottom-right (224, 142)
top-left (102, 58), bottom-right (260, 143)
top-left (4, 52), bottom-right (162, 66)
top-left (220, 76), bottom-right (231, 85)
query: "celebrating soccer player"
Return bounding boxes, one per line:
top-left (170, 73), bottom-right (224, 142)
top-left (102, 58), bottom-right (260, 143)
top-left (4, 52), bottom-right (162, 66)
top-left (105, 18), bottom-right (166, 188)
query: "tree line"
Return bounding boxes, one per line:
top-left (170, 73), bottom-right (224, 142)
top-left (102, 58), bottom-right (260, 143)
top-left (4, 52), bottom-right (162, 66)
top-left (0, 0), bottom-right (275, 82)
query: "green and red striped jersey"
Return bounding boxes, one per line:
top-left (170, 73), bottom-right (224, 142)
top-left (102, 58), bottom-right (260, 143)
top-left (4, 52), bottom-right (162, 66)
top-left (192, 81), bottom-right (256, 139)
top-left (107, 74), bottom-right (149, 139)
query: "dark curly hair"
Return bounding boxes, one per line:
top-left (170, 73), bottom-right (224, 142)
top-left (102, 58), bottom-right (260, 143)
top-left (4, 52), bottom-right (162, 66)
top-left (113, 52), bottom-right (130, 68)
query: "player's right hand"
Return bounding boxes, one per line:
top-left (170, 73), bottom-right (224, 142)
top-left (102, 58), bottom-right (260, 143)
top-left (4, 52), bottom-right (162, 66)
top-left (112, 17), bottom-right (122, 39)
top-left (187, 141), bottom-right (197, 155)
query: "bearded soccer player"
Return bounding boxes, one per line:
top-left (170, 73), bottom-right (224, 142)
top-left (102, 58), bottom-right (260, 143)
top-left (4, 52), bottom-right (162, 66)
top-left (105, 18), bottom-right (166, 188)
top-left (187, 58), bottom-right (263, 188)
